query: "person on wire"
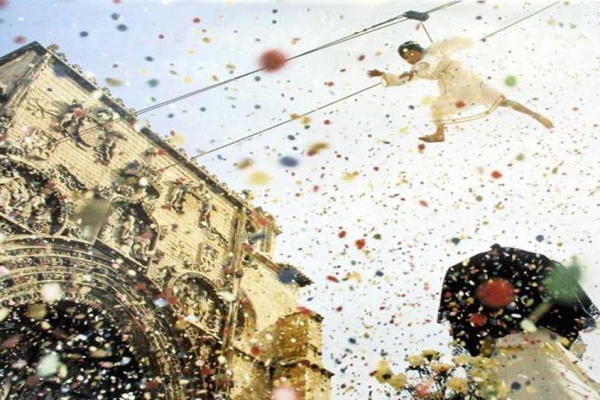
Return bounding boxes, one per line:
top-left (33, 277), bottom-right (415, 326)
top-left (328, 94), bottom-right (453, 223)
top-left (367, 37), bottom-right (553, 142)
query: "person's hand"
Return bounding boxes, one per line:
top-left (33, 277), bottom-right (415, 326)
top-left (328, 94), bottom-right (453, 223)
top-left (367, 69), bottom-right (383, 78)
top-left (400, 71), bottom-right (416, 80)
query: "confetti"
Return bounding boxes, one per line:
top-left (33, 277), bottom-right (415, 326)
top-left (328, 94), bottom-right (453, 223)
top-left (259, 49), bottom-right (287, 72)
top-left (249, 171), bottom-right (271, 185)
top-left (476, 278), bottom-right (515, 308)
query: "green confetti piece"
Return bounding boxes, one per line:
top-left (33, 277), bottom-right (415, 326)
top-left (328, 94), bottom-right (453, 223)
top-left (504, 75), bottom-right (518, 87)
top-left (544, 262), bottom-right (582, 303)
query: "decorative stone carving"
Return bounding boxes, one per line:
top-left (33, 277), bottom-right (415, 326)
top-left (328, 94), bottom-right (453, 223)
top-left (166, 181), bottom-right (204, 214)
top-left (25, 97), bottom-right (58, 119)
top-left (0, 81), bottom-right (7, 103)
top-left (119, 160), bottom-right (162, 199)
top-left (55, 100), bottom-right (89, 147)
top-left (95, 130), bottom-right (127, 165)
top-left (43, 164), bottom-right (87, 191)
top-left (170, 275), bottom-right (224, 335)
top-left (197, 243), bottom-right (220, 273)
top-left (10, 128), bottom-right (57, 161)
top-left (0, 109), bottom-right (14, 140)
top-left (0, 156), bottom-right (67, 235)
top-left (99, 201), bottom-right (160, 266)
top-left (53, 100), bottom-right (125, 152)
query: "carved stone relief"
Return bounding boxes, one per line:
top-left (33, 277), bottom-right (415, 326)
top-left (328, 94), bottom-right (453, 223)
top-left (166, 181), bottom-right (204, 214)
top-left (0, 155), bottom-right (67, 235)
top-left (0, 109), bottom-right (14, 140)
top-left (169, 275), bottom-right (224, 335)
top-left (98, 201), bottom-right (160, 266)
top-left (119, 160), bottom-right (162, 200)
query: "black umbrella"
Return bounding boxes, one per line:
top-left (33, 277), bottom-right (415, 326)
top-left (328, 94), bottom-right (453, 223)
top-left (437, 244), bottom-right (599, 356)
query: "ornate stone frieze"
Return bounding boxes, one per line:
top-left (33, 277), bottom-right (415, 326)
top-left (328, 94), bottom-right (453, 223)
top-left (169, 274), bottom-right (224, 335)
top-left (0, 155), bottom-right (67, 235)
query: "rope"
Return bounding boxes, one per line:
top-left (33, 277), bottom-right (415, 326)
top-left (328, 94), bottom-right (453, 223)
top-left (420, 22), bottom-right (434, 43)
top-left (160, 83), bottom-right (381, 170)
top-left (51, 0), bottom-right (462, 147)
top-left (480, 1), bottom-right (560, 42)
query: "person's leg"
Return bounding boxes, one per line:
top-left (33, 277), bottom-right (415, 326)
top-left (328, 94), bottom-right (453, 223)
top-left (500, 99), bottom-right (553, 129)
top-left (419, 106), bottom-right (446, 142)
top-left (419, 123), bottom-right (445, 142)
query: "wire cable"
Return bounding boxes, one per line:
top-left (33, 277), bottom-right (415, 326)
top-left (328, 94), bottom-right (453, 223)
top-left (480, 1), bottom-right (560, 42)
top-left (51, 0), bottom-right (461, 146)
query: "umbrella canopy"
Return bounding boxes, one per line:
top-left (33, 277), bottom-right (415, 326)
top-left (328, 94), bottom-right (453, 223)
top-left (437, 244), bottom-right (599, 356)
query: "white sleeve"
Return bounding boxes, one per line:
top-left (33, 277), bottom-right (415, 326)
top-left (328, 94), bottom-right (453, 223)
top-left (412, 52), bottom-right (443, 78)
top-left (380, 72), bottom-right (411, 87)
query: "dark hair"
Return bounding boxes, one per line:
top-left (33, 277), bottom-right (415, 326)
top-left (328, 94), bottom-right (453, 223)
top-left (397, 41), bottom-right (424, 59)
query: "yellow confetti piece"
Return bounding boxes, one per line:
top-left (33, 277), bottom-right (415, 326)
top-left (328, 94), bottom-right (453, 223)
top-left (236, 158), bottom-right (254, 169)
top-left (225, 63), bottom-right (236, 70)
top-left (308, 142), bottom-right (329, 156)
top-left (140, 68), bottom-right (148, 76)
top-left (202, 37), bottom-right (211, 43)
top-left (301, 116), bottom-right (311, 125)
top-left (170, 134), bottom-right (187, 145)
top-left (183, 76), bottom-right (193, 84)
top-left (249, 171), bottom-right (271, 186)
top-left (27, 304), bottom-right (48, 320)
top-left (399, 126), bottom-right (410, 134)
top-left (290, 113), bottom-right (301, 120)
top-left (187, 49), bottom-right (196, 55)
top-left (342, 171), bottom-right (360, 182)
top-left (548, 19), bottom-right (557, 26)
top-left (421, 96), bottom-right (435, 106)
top-left (345, 272), bottom-right (362, 283)
top-left (175, 320), bottom-right (191, 330)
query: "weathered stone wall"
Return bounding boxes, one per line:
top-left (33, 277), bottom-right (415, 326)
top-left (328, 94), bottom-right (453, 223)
top-left (0, 43), bottom-right (331, 399)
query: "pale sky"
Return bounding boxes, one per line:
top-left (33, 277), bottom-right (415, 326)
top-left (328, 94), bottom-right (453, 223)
top-left (1, 0), bottom-right (600, 398)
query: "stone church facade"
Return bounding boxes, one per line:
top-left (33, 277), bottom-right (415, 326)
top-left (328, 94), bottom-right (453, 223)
top-left (0, 43), bottom-right (331, 399)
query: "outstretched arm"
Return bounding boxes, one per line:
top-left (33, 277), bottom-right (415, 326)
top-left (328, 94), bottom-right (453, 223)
top-left (368, 69), bottom-right (416, 87)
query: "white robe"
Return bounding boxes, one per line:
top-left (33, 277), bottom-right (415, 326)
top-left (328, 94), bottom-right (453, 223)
top-left (492, 328), bottom-right (600, 399)
top-left (381, 37), bottom-right (504, 124)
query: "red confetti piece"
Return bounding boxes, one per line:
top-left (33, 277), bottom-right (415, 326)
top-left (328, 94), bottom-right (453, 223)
top-left (326, 275), bottom-right (339, 283)
top-left (145, 380), bottom-right (160, 390)
top-left (338, 230), bottom-right (347, 238)
top-left (167, 296), bottom-right (178, 305)
top-left (250, 346), bottom-right (261, 356)
top-left (26, 374), bottom-right (40, 388)
top-left (156, 149), bottom-right (167, 156)
top-left (491, 170), bottom-right (503, 179)
top-left (0, 0), bottom-right (9, 9)
top-left (14, 36), bottom-right (27, 44)
top-left (455, 100), bottom-right (466, 108)
top-left (134, 282), bottom-right (147, 291)
top-left (1, 335), bottom-right (21, 349)
top-left (418, 143), bottom-right (426, 152)
top-left (296, 306), bottom-right (315, 316)
top-left (419, 200), bottom-right (429, 207)
top-left (476, 278), bottom-right (515, 308)
top-left (193, 17), bottom-right (201, 23)
top-left (470, 313), bottom-right (488, 327)
top-left (323, 119), bottom-right (331, 125)
top-left (259, 49), bottom-right (287, 72)
top-left (358, 55), bottom-right (366, 61)
top-left (201, 366), bottom-right (213, 375)
top-left (355, 239), bottom-right (366, 250)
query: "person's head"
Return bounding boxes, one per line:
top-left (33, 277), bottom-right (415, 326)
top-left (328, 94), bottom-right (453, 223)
top-left (398, 41), bottom-right (424, 65)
